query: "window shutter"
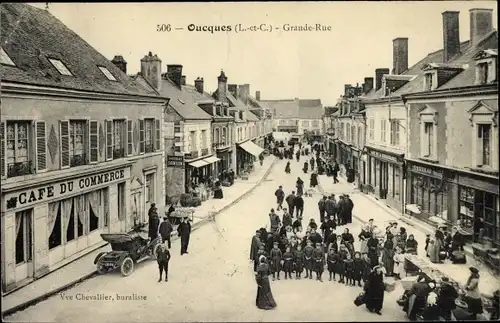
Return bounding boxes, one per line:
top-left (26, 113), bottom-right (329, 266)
top-left (127, 120), bottom-right (133, 156)
top-left (60, 120), bottom-right (70, 167)
top-left (0, 121), bottom-right (5, 178)
top-left (35, 121), bottom-right (47, 171)
top-left (105, 120), bottom-right (113, 160)
top-left (89, 120), bottom-right (98, 163)
top-left (139, 119), bottom-right (145, 154)
top-left (476, 125), bottom-right (482, 166)
top-left (155, 119), bottom-right (161, 151)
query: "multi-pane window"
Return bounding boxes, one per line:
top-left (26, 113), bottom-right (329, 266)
top-left (351, 125), bottom-right (355, 145)
top-left (346, 124), bottom-right (351, 142)
top-left (302, 120), bottom-right (309, 127)
top-left (357, 126), bottom-right (362, 147)
top-left (15, 210), bottom-right (32, 264)
top-left (69, 121), bottom-right (87, 167)
top-left (477, 63), bottom-right (489, 85)
top-left (369, 119), bottom-right (375, 140)
top-left (48, 58), bottom-right (73, 76)
top-left (6, 121), bottom-right (32, 177)
top-left (189, 131), bottom-right (196, 151)
top-left (380, 120), bottom-right (386, 142)
top-left (477, 124), bottom-right (491, 166)
top-left (312, 120), bottom-right (319, 128)
top-left (144, 119), bottom-right (154, 153)
top-left (423, 122), bottom-right (434, 157)
top-left (390, 120), bottom-right (400, 146)
top-left (222, 128), bottom-right (227, 145)
top-left (424, 73), bottom-right (433, 91)
top-left (113, 120), bottom-right (126, 159)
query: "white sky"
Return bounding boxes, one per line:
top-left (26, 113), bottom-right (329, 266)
top-left (30, 2), bottom-right (497, 105)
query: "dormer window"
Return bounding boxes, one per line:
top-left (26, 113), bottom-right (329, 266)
top-left (98, 66), bottom-right (117, 81)
top-left (48, 58), bottom-right (73, 76)
top-left (0, 48), bottom-right (15, 66)
top-left (473, 49), bottom-right (498, 85)
top-left (424, 72), bottom-right (435, 91)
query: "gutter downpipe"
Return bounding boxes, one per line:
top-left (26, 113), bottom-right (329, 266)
top-left (403, 97), bottom-right (409, 217)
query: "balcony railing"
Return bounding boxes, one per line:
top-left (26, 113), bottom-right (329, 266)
top-left (113, 147), bottom-right (125, 159)
top-left (145, 143), bottom-right (154, 153)
top-left (70, 154), bottom-right (87, 167)
top-left (201, 148), bottom-right (209, 156)
top-left (185, 150), bottom-right (199, 160)
top-left (7, 160), bottom-right (33, 177)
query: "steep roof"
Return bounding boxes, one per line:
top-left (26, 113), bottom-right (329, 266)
top-left (262, 99), bottom-right (300, 119)
top-left (439, 31), bottom-right (498, 89)
top-left (298, 99), bottom-right (323, 119)
top-left (0, 3), bottom-right (157, 96)
top-left (182, 84), bottom-right (214, 102)
top-left (156, 78), bottom-right (211, 120)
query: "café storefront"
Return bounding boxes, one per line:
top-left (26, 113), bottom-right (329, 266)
top-left (406, 158), bottom-right (499, 246)
top-left (1, 164), bottom-right (132, 292)
top-left (366, 145), bottom-right (405, 212)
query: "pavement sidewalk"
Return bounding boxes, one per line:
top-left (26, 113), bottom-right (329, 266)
top-left (317, 173), bottom-right (499, 296)
top-left (2, 156), bottom-right (277, 316)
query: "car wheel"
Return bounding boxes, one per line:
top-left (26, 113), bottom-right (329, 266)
top-left (120, 257), bottom-right (134, 276)
top-left (152, 242), bottom-right (161, 260)
top-left (96, 257), bottom-right (108, 275)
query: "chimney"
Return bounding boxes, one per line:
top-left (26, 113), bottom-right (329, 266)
top-left (442, 11), bottom-right (461, 62)
top-left (228, 84), bottom-right (238, 98)
top-left (470, 8), bottom-right (493, 47)
top-left (363, 77), bottom-right (374, 94)
top-left (111, 55), bottom-right (127, 74)
top-left (194, 77), bottom-right (204, 93)
top-left (239, 84), bottom-right (250, 104)
top-left (375, 68), bottom-right (390, 91)
top-left (140, 52), bottom-right (162, 91)
top-left (255, 91), bottom-right (261, 101)
top-left (166, 64), bottom-right (183, 88)
top-left (217, 70), bottom-right (228, 103)
top-left (392, 38), bottom-right (409, 75)
top-left (344, 84), bottom-right (352, 97)
top-left (181, 75), bottom-right (186, 86)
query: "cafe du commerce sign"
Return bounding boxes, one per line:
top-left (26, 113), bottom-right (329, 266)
top-left (4, 168), bottom-right (129, 211)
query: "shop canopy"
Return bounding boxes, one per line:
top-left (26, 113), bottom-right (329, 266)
top-left (203, 156), bottom-right (221, 164)
top-left (189, 160), bottom-right (209, 168)
top-left (238, 140), bottom-right (264, 157)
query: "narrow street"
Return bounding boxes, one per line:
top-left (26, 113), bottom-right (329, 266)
top-left (6, 155), bottom-right (408, 322)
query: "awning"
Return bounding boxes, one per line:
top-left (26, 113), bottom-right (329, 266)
top-left (203, 156), bottom-right (221, 164)
top-left (238, 140), bottom-right (264, 157)
top-left (189, 160), bottom-right (208, 168)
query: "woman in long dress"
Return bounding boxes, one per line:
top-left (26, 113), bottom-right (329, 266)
top-left (255, 256), bottom-right (277, 310)
top-left (427, 233), bottom-right (442, 263)
top-left (296, 177), bottom-right (304, 196)
top-left (381, 234), bottom-right (395, 276)
top-left (364, 265), bottom-right (385, 315)
top-left (310, 172), bottom-right (318, 188)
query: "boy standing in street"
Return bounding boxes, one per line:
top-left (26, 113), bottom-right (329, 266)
top-left (156, 242), bottom-right (171, 282)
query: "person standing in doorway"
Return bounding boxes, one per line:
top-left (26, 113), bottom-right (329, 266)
top-left (159, 217), bottom-right (173, 249)
top-left (177, 217), bottom-right (191, 255)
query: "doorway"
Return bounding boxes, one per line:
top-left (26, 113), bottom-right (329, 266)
top-left (15, 209), bottom-right (34, 282)
top-left (144, 173), bottom-right (155, 218)
top-left (379, 161), bottom-right (389, 199)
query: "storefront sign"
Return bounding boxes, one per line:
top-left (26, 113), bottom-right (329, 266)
top-left (4, 168), bottom-right (129, 211)
top-left (410, 164), bottom-right (443, 178)
top-left (167, 155), bottom-right (184, 168)
top-left (370, 150), bottom-right (400, 163)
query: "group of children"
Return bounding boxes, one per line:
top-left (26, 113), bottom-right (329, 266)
top-left (254, 233), bottom-right (372, 287)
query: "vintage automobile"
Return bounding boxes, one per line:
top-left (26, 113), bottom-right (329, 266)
top-left (93, 227), bottom-right (161, 276)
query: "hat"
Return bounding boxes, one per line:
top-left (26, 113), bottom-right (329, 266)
top-left (368, 218), bottom-right (374, 221)
top-left (469, 266), bottom-right (479, 274)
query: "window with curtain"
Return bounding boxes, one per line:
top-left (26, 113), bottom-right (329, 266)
top-left (144, 119), bottom-right (154, 153)
top-left (88, 191), bottom-right (100, 232)
top-left (48, 202), bottom-right (62, 249)
top-left (65, 198), bottom-right (75, 242)
top-left (15, 211), bottom-right (25, 264)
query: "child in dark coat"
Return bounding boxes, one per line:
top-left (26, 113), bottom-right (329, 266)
top-left (282, 246), bottom-right (294, 279)
top-left (327, 248), bottom-right (339, 281)
top-left (353, 251), bottom-right (365, 287)
top-left (294, 244), bottom-right (304, 279)
top-left (344, 253), bottom-right (355, 286)
top-left (337, 244), bottom-right (349, 284)
top-left (270, 242), bottom-right (282, 281)
top-left (303, 240), bottom-right (315, 279)
top-left (313, 243), bottom-right (325, 282)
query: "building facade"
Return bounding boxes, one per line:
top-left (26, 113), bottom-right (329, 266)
top-left (1, 3), bottom-right (167, 292)
top-left (265, 99), bottom-right (300, 133)
top-left (403, 42), bottom-right (498, 246)
top-left (298, 99), bottom-right (324, 135)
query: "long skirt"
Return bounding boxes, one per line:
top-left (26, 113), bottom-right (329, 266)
top-left (256, 278), bottom-right (277, 310)
top-left (295, 261), bottom-right (304, 273)
top-left (283, 260), bottom-right (294, 272)
top-left (270, 260), bottom-right (281, 273)
top-left (381, 249), bottom-right (395, 274)
top-left (314, 260), bottom-right (324, 273)
top-left (365, 288), bottom-right (384, 312)
top-left (304, 258), bottom-right (313, 270)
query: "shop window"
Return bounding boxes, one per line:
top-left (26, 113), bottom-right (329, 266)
top-left (459, 187), bottom-right (498, 242)
top-left (394, 167), bottom-right (401, 199)
top-left (458, 187), bottom-right (475, 235)
top-left (88, 191), bottom-right (101, 232)
top-left (48, 202), bottom-right (62, 249)
top-left (103, 187), bottom-right (109, 227)
top-left (15, 210), bottom-right (32, 264)
top-left (312, 120), bottom-right (319, 128)
top-left (6, 121), bottom-right (33, 178)
top-left (117, 182), bottom-right (126, 221)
